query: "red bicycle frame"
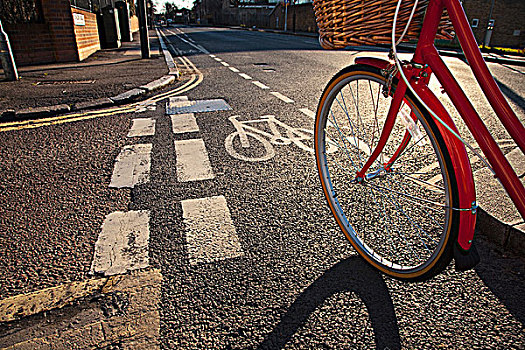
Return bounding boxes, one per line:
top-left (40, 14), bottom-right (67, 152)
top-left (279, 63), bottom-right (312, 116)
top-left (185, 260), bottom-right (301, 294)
top-left (355, 0), bottom-right (525, 252)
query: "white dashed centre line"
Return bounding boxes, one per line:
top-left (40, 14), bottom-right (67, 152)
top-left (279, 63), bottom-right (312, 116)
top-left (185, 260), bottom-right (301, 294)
top-left (209, 54), bottom-right (216, 58)
top-left (91, 210), bottom-right (151, 276)
top-left (220, 61), bottom-right (230, 67)
top-left (252, 81), bottom-right (269, 89)
top-left (110, 144), bottom-right (152, 188)
top-left (171, 113), bottom-right (199, 134)
top-left (239, 73), bottom-right (252, 80)
top-left (174, 139), bottom-right (215, 182)
top-left (270, 92), bottom-right (294, 103)
top-left (128, 118), bottom-right (156, 137)
top-left (229, 67), bottom-right (240, 73)
top-left (299, 108), bottom-right (316, 119)
top-left (214, 57), bottom-right (223, 62)
top-left (181, 196), bottom-right (244, 265)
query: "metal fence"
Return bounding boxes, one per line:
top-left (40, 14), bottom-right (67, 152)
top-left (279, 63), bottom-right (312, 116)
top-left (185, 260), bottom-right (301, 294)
top-left (0, 0), bottom-right (44, 24)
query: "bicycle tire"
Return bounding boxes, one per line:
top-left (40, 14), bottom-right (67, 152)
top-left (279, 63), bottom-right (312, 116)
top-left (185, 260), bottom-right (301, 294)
top-left (315, 64), bottom-right (460, 281)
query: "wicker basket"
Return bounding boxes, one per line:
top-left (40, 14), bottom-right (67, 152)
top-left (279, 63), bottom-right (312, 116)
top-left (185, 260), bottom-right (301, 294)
top-left (313, 0), bottom-right (454, 49)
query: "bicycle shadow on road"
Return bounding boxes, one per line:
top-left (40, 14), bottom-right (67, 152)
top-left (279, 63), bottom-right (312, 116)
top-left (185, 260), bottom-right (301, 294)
top-left (474, 235), bottom-right (525, 325)
top-left (257, 256), bottom-right (401, 350)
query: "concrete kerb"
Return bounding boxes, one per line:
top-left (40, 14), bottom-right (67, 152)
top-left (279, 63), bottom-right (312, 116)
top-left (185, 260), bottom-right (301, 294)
top-left (0, 29), bottom-right (180, 122)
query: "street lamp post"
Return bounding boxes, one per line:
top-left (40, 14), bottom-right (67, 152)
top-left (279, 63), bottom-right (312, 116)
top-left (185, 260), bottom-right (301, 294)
top-left (0, 20), bottom-right (18, 81)
top-left (137, 0), bottom-right (150, 58)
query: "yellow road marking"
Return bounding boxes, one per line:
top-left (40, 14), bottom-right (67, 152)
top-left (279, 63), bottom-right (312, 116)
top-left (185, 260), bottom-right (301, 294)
top-left (0, 50), bottom-right (204, 133)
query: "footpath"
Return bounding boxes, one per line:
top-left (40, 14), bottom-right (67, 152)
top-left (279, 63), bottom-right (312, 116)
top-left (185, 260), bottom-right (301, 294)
top-left (0, 29), bottom-right (177, 121)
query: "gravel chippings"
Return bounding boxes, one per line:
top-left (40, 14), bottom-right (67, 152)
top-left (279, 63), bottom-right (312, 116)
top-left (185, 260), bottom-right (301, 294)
top-left (0, 115), bottom-right (132, 299)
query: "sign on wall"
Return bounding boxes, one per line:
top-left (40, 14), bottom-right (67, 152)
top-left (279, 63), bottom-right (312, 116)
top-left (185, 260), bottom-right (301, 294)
top-left (73, 13), bottom-right (85, 26)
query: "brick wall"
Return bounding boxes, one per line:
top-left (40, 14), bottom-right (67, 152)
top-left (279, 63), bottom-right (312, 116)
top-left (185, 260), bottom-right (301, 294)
top-left (463, 0), bottom-right (524, 48)
top-left (4, 0), bottom-right (104, 66)
top-left (40, 0), bottom-right (78, 62)
top-left (3, 23), bottom-right (56, 65)
top-left (269, 3), bottom-right (317, 33)
top-left (71, 8), bottom-right (100, 60)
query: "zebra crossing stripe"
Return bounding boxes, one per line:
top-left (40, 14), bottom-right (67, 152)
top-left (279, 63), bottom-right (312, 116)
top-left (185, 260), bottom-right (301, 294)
top-left (91, 210), bottom-right (151, 276)
top-left (181, 196), bottom-right (244, 265)
top-left (171, 113), bottom-right (199, 134)
top-left (174, 139), bottom-right (215, 182)
top-left (128, 118), bottom-right (156, 137)
top-left (110, 144), bottom-right (152, 188)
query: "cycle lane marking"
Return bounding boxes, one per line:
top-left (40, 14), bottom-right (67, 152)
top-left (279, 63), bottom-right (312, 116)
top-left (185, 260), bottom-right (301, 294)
top-left (174, 139), bottom-right (215, 182)
top-left (109, 144), bottom-right (153, 188)
top-left (91, 210), bottom-right (151, 276)
top-left (127, 118), bottom-right (156, 137)
top-left (171, 113), bottom-right (199, 134)
top-left (181, 195), bottom-right (244, 265)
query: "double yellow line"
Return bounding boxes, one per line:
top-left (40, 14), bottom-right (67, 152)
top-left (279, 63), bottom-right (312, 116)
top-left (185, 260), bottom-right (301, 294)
top-left (0, 40), bottom-right (203, 133)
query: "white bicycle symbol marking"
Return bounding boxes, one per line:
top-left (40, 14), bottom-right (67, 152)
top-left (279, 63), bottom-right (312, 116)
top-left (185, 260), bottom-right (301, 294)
top-left (225, 115), bottom-right (337, 162)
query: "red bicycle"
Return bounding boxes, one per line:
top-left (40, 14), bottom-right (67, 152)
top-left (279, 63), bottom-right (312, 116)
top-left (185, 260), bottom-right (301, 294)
top-left (313, 0), bottom-right (525, 280)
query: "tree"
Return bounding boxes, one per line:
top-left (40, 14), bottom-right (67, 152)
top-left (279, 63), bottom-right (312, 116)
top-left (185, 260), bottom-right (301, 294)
top-left (165, 2), bottom-right (178, 19)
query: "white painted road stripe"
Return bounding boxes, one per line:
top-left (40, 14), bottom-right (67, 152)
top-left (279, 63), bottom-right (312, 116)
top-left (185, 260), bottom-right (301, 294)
top-left (171, 113), bottom-right (199, 134)
top-left (91, 210), bottom-right (150, 276)
top-left (299, 108), bottom-right (316, 119)
top-left (209, 54), bottom-right (216, 58)
top-left (239, 73), bottom-right (252, 80)
top-left (214, 57), bottom-right (223, 62)
top-left (252, 81), bottom-right (269, 89)
top-left (181, 196), bottom-right (244, 265)
top-left (175, 139), bottom-right (215, 182)
top-left (220, 61), bottom-right (230, 67)
top-left (128, 118), bottom-right (156, 137)
top-left (229, 67), bottom-right (240, 73)
top-left (271, 92), bottom-right (294, 103)
top-left (110, 144), bottom-right (152, 188)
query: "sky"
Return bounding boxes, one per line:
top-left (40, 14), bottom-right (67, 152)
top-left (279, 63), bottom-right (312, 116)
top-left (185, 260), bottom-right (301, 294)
top-left (153, 0), bottom-right (194, 11)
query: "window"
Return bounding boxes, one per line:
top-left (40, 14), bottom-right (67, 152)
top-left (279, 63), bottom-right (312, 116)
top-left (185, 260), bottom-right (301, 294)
top-left (471, 18), bottom-right (479, 28)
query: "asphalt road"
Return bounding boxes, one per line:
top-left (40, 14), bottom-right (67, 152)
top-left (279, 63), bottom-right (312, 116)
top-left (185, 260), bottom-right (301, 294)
top-left (1, 26), bottom-right (524, 349)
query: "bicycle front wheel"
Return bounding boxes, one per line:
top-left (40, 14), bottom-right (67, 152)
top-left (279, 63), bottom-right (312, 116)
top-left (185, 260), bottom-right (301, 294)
top-left (315, 65), bottom-right (460, 281)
